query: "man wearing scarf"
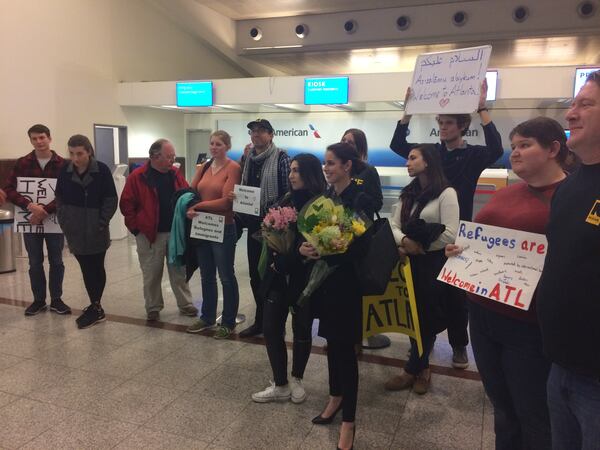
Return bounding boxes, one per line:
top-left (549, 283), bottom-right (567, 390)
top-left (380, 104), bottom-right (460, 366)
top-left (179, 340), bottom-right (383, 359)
top-left (238, 119), bottom-right (290, 338)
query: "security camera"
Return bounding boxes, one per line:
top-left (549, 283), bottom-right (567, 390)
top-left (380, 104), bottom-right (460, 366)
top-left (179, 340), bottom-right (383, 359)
top-left (396, 15), bottom-right (411, 31)
top-left (577, 1), bottom-right (596, 18)
top-left (295, 24), bottom-right (309, 38)
top-left (452, 11), bottom-right (468, 27)
top-left (512, 6), bottom-right (529, 22)
top-left (250, 27), bottom-right (262, 41)
top-left (344, 19), bottom-right (358, 34)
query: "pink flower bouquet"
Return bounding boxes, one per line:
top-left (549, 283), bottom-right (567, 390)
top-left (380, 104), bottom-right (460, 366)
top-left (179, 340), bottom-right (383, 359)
top-left (261, 206), bottom-right (298, 255)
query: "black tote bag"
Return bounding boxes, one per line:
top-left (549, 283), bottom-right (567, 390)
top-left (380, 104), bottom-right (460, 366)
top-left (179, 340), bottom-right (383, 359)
top-left (356, 215), bottom-right (399, 296)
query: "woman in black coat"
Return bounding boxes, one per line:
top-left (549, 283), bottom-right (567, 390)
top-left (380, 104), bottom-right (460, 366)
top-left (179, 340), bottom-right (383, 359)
top-left (301, 143), bottom-right (371, 450)
top-left (55, 134), bottom-right (117, 330)
top-left (252, 153), bottom-right (327, 405)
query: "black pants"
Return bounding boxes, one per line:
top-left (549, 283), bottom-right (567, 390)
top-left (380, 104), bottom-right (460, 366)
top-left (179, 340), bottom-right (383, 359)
top-left (446, 287), bottom-right (469, 348)
top-left (74, 252), bottom-right (107, 305)
top-left (246, 218), bottom-right (264, 326)
top-left (263, 289), bottom-right (312, 386)
top-left (327, 340), bottom-right (359, 422)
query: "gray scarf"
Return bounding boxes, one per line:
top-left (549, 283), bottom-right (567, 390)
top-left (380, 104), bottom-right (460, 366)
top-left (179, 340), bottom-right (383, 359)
top-left (242, 142), bottom-right (281, 214)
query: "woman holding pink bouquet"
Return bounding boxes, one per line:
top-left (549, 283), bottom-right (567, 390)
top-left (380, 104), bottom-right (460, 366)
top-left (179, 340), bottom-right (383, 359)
top-left (301, 143), bottom-right (372, 450)
top-left (252, 153), bottom-right (326, 404)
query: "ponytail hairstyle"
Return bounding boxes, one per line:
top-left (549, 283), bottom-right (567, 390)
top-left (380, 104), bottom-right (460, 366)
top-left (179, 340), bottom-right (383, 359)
top-left (400, 144), bottom-right (449, 225)
top-left (325, 142), bottom-right (367, 176)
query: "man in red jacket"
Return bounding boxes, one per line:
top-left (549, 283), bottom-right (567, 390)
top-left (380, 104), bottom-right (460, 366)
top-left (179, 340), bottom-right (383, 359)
top-left (120, 139), bottom-right (197, 321)
top-left (3, 124), bottom-right (71, 316)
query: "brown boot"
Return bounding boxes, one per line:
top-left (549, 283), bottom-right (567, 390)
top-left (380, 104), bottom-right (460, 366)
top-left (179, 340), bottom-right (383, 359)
top-left (413, 368), bottom-right (431, 395)
top-left (384, 369), bottom-right (415, 391)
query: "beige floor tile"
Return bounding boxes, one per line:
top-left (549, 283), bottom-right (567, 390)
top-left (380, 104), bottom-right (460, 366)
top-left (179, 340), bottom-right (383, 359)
top-left (114, 428), bottom-right (208, 449)
top-left (0, 359), bottom-right (74, 396)
top-left (79, 345), bottom-right (165, 378)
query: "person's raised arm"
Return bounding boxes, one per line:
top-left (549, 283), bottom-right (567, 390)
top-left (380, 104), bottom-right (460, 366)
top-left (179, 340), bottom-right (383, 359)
top-left (390, 87), bottom-right (415, 158)
top-left (477, 79), bottom-right (504, 165)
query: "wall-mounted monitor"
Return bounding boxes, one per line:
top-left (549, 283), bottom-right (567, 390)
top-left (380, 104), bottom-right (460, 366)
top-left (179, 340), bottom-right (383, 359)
top-left (176, 81), bottom-right (213, 107)
top-left (574, 67), bottom-right (600, 97)
top-left (304, 77), bottom-right (349, 105)
top-left (485, 71), bottom-right (498, 101)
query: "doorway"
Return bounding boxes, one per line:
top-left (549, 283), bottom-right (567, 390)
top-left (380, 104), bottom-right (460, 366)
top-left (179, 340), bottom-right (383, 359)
top-left (186, 129), bottom-right (211, 181)
top-left (94, 124), bottom-right (128, 171)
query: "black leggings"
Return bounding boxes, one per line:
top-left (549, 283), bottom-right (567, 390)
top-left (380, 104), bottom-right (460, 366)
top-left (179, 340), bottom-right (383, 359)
top-left (74, 252), bottom-right (107, 305)
top-left (263, 290), bottom-right (313, 386)
top-left (327, 340), bottom-right (359, 422)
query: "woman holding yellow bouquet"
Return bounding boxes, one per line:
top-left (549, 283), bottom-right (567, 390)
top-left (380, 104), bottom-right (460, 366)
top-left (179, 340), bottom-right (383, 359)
top-left (300, 143), bottom-right (371, 450)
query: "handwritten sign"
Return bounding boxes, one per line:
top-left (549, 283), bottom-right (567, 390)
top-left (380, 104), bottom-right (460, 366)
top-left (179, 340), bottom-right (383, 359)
top-left (363, 260), bottom-right (423, 356)
top-left (437, 221), bottom-right (547, 311)
top-left (233, 185), bottom-right (261, 216)
top-left (190, 212), bottom-right (225, 243)
top-left (14, 177), bottom-right (61, 234)
top-left (406, 45), bottom-right (492, 115)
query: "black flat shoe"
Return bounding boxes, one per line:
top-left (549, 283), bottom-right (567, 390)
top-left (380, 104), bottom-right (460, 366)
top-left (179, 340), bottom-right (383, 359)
top-left (336, 424), bottom-right (355, 450)
top-left (312, 403), bottom-right (342, 425)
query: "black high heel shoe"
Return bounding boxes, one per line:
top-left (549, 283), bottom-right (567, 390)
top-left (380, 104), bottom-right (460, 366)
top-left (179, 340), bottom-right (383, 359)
top-left (336, 424), bottom-right (355, 450)
top-left (312, 403), bottom-right (343, 425)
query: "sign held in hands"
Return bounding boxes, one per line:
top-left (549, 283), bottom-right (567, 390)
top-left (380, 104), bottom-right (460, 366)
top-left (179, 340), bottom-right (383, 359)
top-left (437, 221), bottom-right (547, 311)
top-left (406, 45), bottom-right (492, 115)
top-left (233, 185), bottom-right (261, 216)
top-left (190, 212), bottom-right (225, 243)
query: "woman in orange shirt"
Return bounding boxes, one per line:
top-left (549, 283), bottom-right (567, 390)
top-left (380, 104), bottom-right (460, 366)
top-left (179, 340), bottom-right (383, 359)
top-left (186, 130), bottom-right (242, 339)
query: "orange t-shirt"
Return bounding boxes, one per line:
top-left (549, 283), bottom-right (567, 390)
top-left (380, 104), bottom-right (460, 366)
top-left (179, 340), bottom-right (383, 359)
top-left (192, 159), bottom-right (242, 224)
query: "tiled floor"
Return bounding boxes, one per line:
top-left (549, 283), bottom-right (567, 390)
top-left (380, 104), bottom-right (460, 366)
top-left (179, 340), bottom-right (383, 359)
top-left (0, 235), bottom-right (494, 449)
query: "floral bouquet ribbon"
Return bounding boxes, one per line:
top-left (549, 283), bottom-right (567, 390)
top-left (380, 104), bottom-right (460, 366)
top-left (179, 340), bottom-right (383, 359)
top-left (296, 195), bottom-right (369, 307)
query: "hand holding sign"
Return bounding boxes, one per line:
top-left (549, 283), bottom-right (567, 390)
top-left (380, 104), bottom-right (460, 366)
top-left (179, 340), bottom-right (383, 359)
top-left (232, 185), bottom-right (261, 216)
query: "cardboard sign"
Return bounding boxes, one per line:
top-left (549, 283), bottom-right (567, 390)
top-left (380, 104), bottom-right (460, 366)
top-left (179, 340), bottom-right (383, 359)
top-left (14, 177), bottom-right (61, 234)
top-left (406, 45), bottom-right (492, 115)
top-left (437, 221), bottom-right (547, 311)
top-left (190, 212), bottom-right (225, 243)
top-left (363, 260), bottom-right (423, 356)
top-left (233, 185), bottom-right (261, 216)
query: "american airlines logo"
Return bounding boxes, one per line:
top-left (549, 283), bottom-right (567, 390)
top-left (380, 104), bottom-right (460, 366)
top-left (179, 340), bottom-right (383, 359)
top-left (272, 124), bottom-right (321, 138)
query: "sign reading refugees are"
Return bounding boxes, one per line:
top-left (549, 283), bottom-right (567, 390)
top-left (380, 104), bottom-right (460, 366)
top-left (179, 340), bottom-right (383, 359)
top-left (14, 177), bottom-right (61, 234)
top-left (363, 260), bottom-right (423, 356)
top-left (190, 212), bottom-right (225, 243)
top-left (233, 185), bottom-right (261, 216)
top-left (406, 45), bottom-right (492, 115)
top-left (437, 221), bottom-right (547, 311)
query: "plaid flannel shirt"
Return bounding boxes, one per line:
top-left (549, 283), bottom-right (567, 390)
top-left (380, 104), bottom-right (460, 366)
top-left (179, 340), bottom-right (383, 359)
top-left (3, 150), bottom-right (65, 213)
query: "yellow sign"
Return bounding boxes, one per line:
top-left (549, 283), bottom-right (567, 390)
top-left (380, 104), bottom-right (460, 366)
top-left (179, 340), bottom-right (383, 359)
top-left (586, 200), bottom-right (600, 226)
top-left (362, 260), bottom-right (423, 356)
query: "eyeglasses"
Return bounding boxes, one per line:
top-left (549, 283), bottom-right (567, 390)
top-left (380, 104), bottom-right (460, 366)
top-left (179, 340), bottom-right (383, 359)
top-left (248, 127), bottom-right (269, 135)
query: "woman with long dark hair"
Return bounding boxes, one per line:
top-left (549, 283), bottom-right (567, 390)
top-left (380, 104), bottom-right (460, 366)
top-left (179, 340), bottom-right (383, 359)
top-left (55, 134), bottom-right (118, 329)
top-left (252, 153), bottom-right (326, 404)
top-left (385, 144), bottom-right (459, 394)
top-left (446, 117), bottom-right (568, 449)
top-left (301, 143), bottom-right (371, 450)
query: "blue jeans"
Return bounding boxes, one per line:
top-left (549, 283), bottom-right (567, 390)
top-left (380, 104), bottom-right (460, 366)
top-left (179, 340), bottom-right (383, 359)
top-left (23, 233), bottom-right (64, 303)
top-left (547, 363), bottom-right (600, 450)
top-left (469, 302), bottom-right (551, 450)
top-left (196, 224), bottom-right (239, 329)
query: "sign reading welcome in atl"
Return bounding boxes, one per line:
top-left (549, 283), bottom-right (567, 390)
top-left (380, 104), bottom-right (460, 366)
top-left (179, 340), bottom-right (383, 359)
top-left (406, 45), bottom-right (492, 115)
top-left (437, 221), bottom-right (547, 311)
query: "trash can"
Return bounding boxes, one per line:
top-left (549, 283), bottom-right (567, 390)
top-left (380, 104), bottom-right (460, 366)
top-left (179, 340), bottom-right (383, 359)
top-left (0, 209), bottom-right (16, 274)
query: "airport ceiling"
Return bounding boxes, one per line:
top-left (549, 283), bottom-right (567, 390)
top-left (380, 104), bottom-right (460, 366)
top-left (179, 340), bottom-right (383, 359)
top-left (152, 0), bottom-right (600, 76)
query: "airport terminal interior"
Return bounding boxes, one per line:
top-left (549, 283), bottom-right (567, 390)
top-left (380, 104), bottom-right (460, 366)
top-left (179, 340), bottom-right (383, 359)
top-left (1, 0), bottom-right (599, 449)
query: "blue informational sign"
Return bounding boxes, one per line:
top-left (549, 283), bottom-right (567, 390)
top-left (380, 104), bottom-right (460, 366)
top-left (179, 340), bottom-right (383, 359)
top-left (176, 81), bottom-right (213, 107)
top-left (574, 67), bottom-right (600, 97)
top-left (304, 77), bottom-right (349, 105)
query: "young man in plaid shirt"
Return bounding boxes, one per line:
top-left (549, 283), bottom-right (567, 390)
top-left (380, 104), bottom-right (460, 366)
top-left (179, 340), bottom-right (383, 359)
top-left (3, 124), bottom-right (71, 316)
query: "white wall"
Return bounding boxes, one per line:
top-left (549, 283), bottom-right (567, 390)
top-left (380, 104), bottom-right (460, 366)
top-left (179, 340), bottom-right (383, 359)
top-left (0, 0), bottom-right (245, 159)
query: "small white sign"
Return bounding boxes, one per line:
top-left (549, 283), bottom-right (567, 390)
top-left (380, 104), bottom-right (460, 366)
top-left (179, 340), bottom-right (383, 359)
top-left (190, 212), bottom-right (225, 243)
top-left (14, 177), bottom-right (62, 234)
top-left (233, 185), bottom-right (261, 216)
top-left (406, 45), bottom-right (492, 115)
top-left (437, 221), bottom-right (547, 311)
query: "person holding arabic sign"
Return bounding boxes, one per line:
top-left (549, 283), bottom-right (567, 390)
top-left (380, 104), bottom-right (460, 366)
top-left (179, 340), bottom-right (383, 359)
top-left (390, 79), bottom-right (503, 370)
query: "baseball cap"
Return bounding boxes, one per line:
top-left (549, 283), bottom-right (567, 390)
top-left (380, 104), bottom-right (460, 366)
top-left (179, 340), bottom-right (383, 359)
top-left (247, 118), bottom-right (274, 133)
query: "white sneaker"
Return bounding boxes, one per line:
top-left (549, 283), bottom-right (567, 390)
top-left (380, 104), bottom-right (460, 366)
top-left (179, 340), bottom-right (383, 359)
top-left (289, 377), bottom-right (307, 404)
top-left (252, 382), bottom-right (291, 403)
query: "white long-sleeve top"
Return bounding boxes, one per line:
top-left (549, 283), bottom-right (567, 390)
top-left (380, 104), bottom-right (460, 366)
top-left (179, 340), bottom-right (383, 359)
top-left (391, 187), bottom-right (459, 251)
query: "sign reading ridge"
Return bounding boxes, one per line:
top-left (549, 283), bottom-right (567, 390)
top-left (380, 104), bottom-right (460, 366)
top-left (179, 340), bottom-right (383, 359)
top-left (304, 77), bottom-right (349, 105)
top-left (176, 81), bottom-right (213, 107)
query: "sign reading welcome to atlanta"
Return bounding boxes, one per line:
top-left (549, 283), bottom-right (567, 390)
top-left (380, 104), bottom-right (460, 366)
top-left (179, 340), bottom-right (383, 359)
top-left (437, 221), bottom-right (547, 311)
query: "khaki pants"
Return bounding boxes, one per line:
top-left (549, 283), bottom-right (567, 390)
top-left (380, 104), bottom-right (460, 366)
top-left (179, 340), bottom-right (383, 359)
top-left (135, 233), bottom-right (192, 313)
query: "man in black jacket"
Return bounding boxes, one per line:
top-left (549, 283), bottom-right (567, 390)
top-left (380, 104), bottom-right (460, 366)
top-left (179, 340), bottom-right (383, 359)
top-left (536, 70), bottom-right (600, 449)
top-left (390, 81), bottom-right (504, 369)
